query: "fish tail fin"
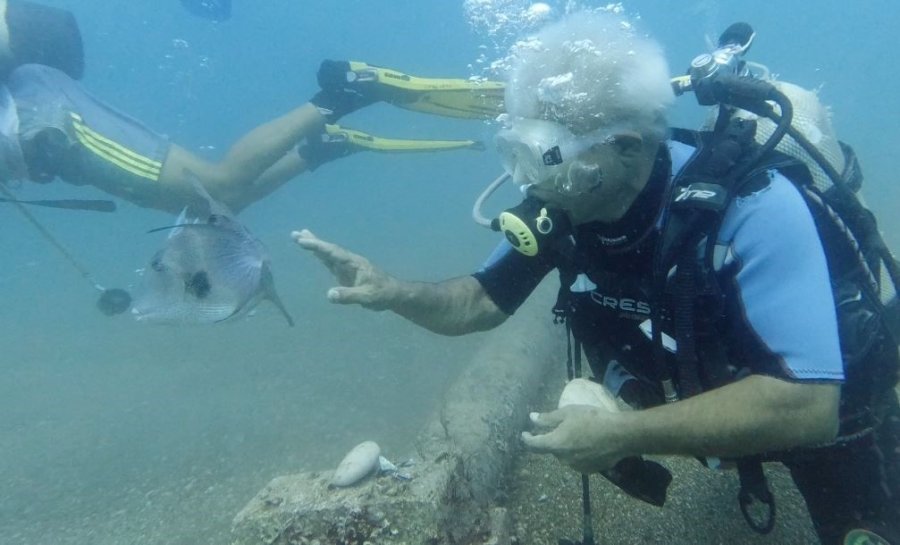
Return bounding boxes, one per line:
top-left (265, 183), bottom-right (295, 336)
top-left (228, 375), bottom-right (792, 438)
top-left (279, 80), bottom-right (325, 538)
top-left (261, 265), bottom-right (294, 327)
top-left (271, 295), bottom-right (295, 327)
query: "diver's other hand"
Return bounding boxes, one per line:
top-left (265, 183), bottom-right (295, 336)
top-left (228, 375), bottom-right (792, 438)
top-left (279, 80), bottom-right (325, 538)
top-left (521, 405), bottom-right (628, 474)
top-left (291, 229), bottom-right (399, 311)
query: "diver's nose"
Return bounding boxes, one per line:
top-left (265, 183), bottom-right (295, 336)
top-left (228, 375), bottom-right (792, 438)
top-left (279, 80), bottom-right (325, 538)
top-left (511, 164), bottom-right (531, 186)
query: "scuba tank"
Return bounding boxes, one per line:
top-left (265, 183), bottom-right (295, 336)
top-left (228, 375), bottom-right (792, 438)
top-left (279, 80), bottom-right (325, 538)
top-left (685, 25), bottom-right (900, 343)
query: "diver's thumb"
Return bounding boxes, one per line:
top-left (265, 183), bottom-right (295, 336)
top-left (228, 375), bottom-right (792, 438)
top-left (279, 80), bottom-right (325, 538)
top-left (327, 287), bottom-right (359, 305)
top-left (327, 286), bottom-right (382, 307)
top-left (327, 285), bottom-right (393, 311)
top-left (529, 409), bottom-right (565, 429)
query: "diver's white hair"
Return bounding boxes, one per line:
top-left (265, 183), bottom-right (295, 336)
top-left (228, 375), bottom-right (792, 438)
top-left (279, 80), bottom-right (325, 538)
top-left (505, 11), bottom-right (674, 139)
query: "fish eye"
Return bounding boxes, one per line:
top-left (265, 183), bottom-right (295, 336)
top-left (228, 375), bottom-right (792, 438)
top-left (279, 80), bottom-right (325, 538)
top-left (151, 258), bottom-right (166, 272)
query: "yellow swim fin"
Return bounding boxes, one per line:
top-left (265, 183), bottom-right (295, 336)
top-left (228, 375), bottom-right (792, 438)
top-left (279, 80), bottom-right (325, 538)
top-left (323, 124), bottom-right (485, 153)
top-left (346, 61), bottom-right (505, 120)
top-left (299, 124), bottom-right (484, 170)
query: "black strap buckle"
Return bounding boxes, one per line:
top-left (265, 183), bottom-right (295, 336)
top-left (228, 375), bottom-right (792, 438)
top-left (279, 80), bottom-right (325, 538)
top-left (737, 459), bottom-right (776, 534)
top-left (552, 307), bottom-right (567, 324)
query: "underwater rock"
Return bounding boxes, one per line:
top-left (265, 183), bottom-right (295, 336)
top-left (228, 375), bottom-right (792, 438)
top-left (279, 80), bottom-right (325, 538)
top-left (331, 441), bottom-right (381, 487)
top-left (233, 281), bottom-right (566, 544)
top-left (557, 378), bottom-right (619, 412)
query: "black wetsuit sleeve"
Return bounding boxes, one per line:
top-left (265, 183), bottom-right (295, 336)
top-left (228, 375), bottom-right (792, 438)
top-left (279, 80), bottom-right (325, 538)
top-left (471, 242), bottom-right (556, 315)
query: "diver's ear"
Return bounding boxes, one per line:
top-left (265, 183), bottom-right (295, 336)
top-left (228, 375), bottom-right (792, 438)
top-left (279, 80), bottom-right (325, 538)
top-left (611, 131), bottom-right (644, 161)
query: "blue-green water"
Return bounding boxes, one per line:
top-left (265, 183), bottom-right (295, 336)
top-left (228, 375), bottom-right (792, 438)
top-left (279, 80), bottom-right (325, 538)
top-left (1, 1), bottom-right (897, 543)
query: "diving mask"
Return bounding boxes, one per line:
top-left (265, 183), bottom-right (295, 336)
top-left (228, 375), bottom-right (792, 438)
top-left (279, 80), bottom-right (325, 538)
top-left (494, 118), bottom-right (613, 196)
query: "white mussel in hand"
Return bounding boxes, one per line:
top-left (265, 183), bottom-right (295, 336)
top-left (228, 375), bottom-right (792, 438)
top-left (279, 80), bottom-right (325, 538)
top-left (557, 378), bottom-right (620, 412)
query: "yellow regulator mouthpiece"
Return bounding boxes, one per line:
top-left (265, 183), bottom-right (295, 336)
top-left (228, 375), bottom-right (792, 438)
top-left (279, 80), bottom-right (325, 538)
top-left (491, 197), bottom-right (571, 258)
top-left (497, 207), bottom-right (558, 257)
top-left (497, 210), bottom-right (539, 256)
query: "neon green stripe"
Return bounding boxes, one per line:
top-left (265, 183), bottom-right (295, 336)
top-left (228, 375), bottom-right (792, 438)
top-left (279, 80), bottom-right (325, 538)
top-left (69, 113), bottom-right (162, 180)
top-left (77, 135), bottom-right (159, 180)
top-left (71, 119), bottom-right (162, 176)
top-left (73, 125), bottom-right (161, 178)
top-left (70, 113), bottom-right (161, 167)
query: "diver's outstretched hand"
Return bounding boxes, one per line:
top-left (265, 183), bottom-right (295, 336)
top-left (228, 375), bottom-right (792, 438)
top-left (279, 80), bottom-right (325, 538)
top-left (291, 229), bottom-right (400, 311)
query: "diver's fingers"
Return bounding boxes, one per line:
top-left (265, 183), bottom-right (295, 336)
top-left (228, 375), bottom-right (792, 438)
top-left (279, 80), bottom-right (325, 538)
top-left (519, 410), bottom-right (567, 453)
top-left (292, 229), bottom-right (363, 268)
top-left (292, 229), bottom-right (328, 252)
top-left (291, 229), bottom-right (316, 240)
top-left (521, 429), bottom-right (564, 454)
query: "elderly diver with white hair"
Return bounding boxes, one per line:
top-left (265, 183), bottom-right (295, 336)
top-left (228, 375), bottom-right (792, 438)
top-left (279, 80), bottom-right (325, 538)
top-left (295, 10), bottom-right (900, 544)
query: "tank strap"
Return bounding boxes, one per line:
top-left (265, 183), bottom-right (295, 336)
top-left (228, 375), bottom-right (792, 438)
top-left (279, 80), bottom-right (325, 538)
top-left (737, 457), bottom-right (776, 534)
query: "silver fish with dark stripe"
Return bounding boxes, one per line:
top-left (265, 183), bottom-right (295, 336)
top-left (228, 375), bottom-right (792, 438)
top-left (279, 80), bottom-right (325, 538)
top-left (131, 178), bottom-right (293, 326)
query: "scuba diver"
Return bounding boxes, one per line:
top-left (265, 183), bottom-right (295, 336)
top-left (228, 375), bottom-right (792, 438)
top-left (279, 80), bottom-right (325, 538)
top-left (7, 59), bottom-right (494, 214)
top-left (0, 1), bottom-right (500, 215)
top-left (294, 11), bottom-right (900, 545)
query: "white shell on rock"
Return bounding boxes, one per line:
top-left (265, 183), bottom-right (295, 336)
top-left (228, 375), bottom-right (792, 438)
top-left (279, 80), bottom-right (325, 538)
top-left (557, 378), bottom-right (620, 413)
top-left (331, 441), bottom-right (381, 487)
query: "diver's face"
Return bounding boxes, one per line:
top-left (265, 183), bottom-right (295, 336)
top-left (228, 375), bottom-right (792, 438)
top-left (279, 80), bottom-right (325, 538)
top-left (528, 134), bottom-right (648, 225)
top-left (495, 118), bottom-right (615, 192)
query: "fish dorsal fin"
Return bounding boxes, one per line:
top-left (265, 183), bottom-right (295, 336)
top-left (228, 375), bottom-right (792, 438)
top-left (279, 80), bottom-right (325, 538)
top-left (168, 207), bottom-right (190, 239)
top-left (183, 169), bottom-right (238, 222)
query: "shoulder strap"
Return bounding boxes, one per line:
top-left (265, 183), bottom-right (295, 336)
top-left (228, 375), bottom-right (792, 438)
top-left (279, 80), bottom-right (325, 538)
top-left (652, 116), bottom-right (800, 400)
top-left (657, 118), bottom-right (761, 276)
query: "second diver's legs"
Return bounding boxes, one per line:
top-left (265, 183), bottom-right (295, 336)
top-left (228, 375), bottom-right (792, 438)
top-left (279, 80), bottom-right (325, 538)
top-left (157, 60), bottom-right (503, 213)
top-left (158, 102), bottom-right (325, 210)
top-left (229, 152), bottom-right (309, 213)
top-left (157, 62), bottom-right (390, 211)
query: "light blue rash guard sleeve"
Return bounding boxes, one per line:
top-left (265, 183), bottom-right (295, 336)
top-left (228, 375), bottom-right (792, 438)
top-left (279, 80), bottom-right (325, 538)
top-left (717, 170), bottom-right (844, 381)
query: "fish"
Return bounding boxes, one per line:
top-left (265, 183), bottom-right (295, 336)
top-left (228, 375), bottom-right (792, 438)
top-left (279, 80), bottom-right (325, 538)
top-left (131, 177), bottom-right (293, 326)
top-left (180, 0), bottom-right (231, 22)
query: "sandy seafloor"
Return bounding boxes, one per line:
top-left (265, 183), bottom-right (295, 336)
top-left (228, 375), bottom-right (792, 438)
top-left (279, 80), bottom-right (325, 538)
top-left (0, 271), bottom-right (485, 545)
top-left (0, 1), bottom-right (898, 544)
